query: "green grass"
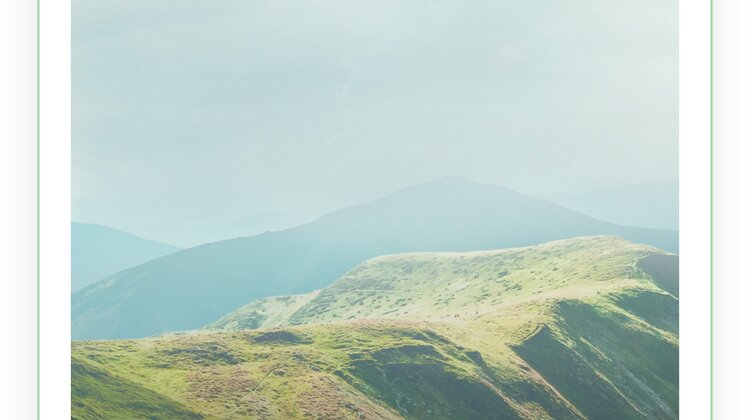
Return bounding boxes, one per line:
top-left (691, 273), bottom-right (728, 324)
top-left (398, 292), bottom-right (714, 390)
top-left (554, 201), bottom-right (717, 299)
top-left (73, 236), bottom-right (678, 419)
top-left (71, 357), bottom-right (202, 419)
top-left (207, 291), bottom-right (320, 331)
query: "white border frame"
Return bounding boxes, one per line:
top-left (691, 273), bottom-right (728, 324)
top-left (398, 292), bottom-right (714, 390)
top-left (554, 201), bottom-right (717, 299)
top-left (679, 0), bottom-right (712, 418)
top-left (40, 1), bottom-right (712, 417)
top-left (39, 0), bottom-right (71, 416)
top-left (712, 0), bottom-right (750, 417)
top-left (1, 0), bottom-right (39, 418)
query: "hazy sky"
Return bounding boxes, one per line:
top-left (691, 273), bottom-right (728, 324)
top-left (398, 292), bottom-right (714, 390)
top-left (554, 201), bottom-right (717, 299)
top-left (73, 0), bottom-right (678, 238)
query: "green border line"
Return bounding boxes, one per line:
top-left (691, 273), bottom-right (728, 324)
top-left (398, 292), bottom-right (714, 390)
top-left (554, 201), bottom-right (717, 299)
top-left (709, 0), bottom-right (714, 417)
top-left (36, 0), bottom-right (40, 417)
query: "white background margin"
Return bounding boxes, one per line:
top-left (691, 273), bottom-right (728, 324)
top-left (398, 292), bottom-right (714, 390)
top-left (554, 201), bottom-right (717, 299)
top-left (0, 0), bottom-right (718, 417)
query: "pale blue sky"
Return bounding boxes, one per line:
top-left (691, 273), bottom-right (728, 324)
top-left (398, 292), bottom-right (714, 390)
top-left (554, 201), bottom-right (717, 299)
top-left (73, 0), bottom-right (677, 241)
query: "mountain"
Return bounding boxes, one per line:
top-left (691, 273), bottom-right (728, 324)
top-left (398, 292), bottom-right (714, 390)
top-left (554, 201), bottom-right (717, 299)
top-left (129, 211), bottom-right (317, 248)
top-left (72, 177), bottom-right (678, 340)
top-left (71, 222), bottom-right (180, 292)
top-left (73, 236), bottom-right (678, 419)
top-left (546, 180), bottom-right (678, 230)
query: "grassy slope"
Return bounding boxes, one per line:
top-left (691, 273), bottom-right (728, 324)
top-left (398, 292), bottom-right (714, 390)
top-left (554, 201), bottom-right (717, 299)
top-left (73, 236), bottom-right (678, 419)
top-left (207, 291), bottom-right (320, 331)
top-left (72, 357), bottom-right (202, 419)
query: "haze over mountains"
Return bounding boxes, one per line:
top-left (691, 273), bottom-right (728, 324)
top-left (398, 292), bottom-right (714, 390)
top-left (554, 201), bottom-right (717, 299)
top-left (81, 180), bottom-right (679, 249)
top-left (72, 177), bottom-right (677, 340)
top-left (547, 180), bottom-right (678, 230)
top-left (71, 0), bottom-right (679, 415)
top-left (123, 211), bottom-right (317, 248)
top-left (71, 223), bottom-right (180, 292)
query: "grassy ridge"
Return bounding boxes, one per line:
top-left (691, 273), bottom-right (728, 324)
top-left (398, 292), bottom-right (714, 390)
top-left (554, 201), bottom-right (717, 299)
top-left (73, 236), bottom-right (678, 419)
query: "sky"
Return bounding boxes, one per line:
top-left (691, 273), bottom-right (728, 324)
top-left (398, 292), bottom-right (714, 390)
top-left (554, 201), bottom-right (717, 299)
top-left (73, 0), bottom-right (678, 245)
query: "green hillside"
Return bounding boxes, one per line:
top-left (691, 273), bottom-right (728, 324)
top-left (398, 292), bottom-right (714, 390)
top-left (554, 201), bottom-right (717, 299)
top-left (208, 291), bottom-right (320, 331)
top-left (73, 178), bottom-right (678, 340)
top-left (72, 222), bottom-right (180, 292)
top-left (72, 357), bottom-right (202, 419)
top-left (74, 236), bottom-right (678, 419)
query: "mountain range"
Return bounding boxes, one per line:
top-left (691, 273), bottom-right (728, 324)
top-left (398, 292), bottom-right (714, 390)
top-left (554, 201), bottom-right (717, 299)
top-left (72, 177), bottom-right (677, 340)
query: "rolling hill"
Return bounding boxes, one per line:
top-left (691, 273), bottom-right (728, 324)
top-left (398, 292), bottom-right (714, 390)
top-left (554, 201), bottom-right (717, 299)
top-left (206, 236), bottom-right (678, 334)
top-left (72, 222), bottom-right (180, 292)
top-left (72, 177), bottom-right (677, 339)
top-left (73, 236), bottom-right (678, 419)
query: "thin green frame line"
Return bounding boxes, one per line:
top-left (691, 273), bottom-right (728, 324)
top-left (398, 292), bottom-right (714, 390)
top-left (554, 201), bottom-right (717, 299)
top-left (36, 0), bottom-right (41, 417)
top-left (709, 0), bottom-right (714, 417)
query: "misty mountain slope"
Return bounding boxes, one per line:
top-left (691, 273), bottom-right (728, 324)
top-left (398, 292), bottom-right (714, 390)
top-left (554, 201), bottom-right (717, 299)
top-left (75, 237), bottom-right (678, 419)
top-left (547, 180), bottom-right (678, 230)
top-left (72, 223), bottom-right (181, 292)
top-left (73, 177), bottom-right (677, 340)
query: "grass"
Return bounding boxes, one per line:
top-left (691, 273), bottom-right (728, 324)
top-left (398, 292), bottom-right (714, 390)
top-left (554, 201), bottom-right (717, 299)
top-left (207, 291), bottom-right (320, 331)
